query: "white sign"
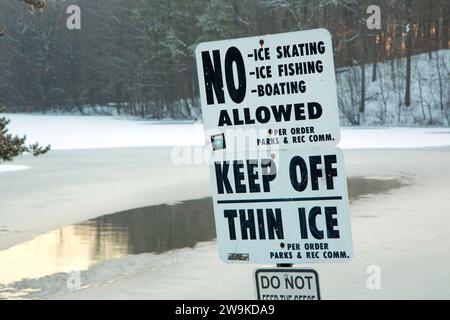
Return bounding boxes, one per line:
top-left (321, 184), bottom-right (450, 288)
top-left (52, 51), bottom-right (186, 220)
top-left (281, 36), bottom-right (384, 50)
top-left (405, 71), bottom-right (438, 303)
top-left (209, 146), bottom-right (352, 264)
top-left (196, 28), bottom-right (340, 152)
top-left (255, 268), bottom-right (320, 300)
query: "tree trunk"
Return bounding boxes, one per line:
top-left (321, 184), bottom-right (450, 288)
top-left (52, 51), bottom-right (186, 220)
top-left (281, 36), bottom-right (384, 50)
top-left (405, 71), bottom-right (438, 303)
top-left (359, 61), bottom-right (366, 115)
top-left (404, 18), bottom-right (413, 107)
top-left (359, 24), bottom-right (367, 117)
top-left (372, 36), bottom-right (378, 82)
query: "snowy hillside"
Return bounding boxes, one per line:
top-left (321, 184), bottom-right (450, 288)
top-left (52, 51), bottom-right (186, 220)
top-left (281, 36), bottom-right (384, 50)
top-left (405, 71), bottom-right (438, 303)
top-left (337, 50), bottom-right (449, 126)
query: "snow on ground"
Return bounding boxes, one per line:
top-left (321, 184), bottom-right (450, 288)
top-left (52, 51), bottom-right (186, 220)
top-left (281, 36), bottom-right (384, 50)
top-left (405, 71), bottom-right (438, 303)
top-left (0, 165), bottom-right (29, 173)
top-left (2, 114), bottom-right (205, 150)
top-left (2, 114), bottom-right (450, 151)
top-left (339, 127), bottom-right (450, 149)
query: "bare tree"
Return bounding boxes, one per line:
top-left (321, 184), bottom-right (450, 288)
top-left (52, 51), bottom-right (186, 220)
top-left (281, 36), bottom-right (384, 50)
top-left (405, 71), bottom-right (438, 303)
top-left (404, 7), bottom-right (413, 107)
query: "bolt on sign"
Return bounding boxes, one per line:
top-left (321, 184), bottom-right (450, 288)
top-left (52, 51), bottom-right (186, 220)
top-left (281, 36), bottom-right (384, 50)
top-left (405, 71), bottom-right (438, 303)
top-left (254, 268), bottom-right (320, 300)
top-left (195, 29), bottom-right (353, 264)
top-left (196, 28), bottom-right (340, 153)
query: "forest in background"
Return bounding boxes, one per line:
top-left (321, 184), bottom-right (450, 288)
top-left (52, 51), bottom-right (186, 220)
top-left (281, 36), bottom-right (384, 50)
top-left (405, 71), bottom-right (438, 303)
top-left (0, 0), bottom-right (448, 124)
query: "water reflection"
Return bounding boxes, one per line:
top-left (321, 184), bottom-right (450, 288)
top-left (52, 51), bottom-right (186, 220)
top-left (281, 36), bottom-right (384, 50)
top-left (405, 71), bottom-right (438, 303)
top-left (0, 198), bottom-right (214, 286)
top-left (347, 176), bottom-right (405, 202)
top-left (79, 198), bottom-right (215, 257)
top-left (0, 176), bottom-right (407, 288)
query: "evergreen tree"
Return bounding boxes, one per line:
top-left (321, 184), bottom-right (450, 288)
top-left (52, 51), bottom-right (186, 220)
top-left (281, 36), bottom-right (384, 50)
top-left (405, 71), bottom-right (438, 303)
top-left (0, 108), bottom-right (50, 162)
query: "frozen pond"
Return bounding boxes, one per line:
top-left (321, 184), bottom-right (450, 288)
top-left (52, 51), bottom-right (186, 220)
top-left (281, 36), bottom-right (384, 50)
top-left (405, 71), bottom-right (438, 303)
top-left (0, 198), bottom-right (214, 290)
top-left (0, 175), bottom-right (407, 296)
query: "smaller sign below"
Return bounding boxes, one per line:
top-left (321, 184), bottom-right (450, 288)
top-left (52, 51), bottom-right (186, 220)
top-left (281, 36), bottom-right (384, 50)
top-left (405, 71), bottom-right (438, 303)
top-left (254, 268), bottom-right (320, 300)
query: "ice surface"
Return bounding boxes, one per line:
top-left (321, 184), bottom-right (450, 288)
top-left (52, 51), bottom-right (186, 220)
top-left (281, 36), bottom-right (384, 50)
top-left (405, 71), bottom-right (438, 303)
top-left (3, 114), bottom-right (450, 151)
top-left (2, 112), bottom-right (450, 299)
top-left (2, 147), bottom-right (450, 299)
top-left (51, 147), bottom-right (450, 300)
top-left (2, 114), bottom-right (205, 150)
top-left (0, 165), bottom-right (29, 173)
top-left (339, 127), bottom-right (450, 149)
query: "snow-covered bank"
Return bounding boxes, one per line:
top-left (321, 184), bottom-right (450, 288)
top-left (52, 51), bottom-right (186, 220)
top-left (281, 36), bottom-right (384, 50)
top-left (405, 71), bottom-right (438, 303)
top-left (4, 147), bottom-right (449, 299)
top-left (3, 113), bottom-right (450, 150)
top-left (3, 114), bottom-right (205, 149)
top-left (339, 127), bottom-right (450, 149)
top-left (0, 165), bottom-right (29, 173)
